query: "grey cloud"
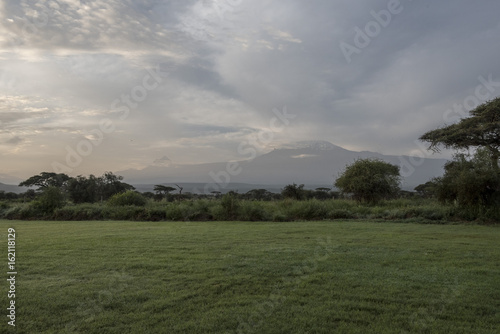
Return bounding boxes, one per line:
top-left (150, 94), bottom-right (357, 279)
top-left (1, 0), bottom-right (499, 177)
top-left (1, 0), bottom-right (189, 58)
top-left (5, 136), bottom-right (24, 145)
top-left (181, 124), bottom-right (253, 137)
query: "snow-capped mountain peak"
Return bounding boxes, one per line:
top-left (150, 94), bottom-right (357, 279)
top-left (282, 140), bottom-right (342, 151)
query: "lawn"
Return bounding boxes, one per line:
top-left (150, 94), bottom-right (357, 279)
top-left (1, 220), bottom-right (499, 333)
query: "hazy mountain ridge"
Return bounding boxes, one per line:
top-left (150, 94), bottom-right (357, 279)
top-left (0, 182), bottom-right (27, 194)
top-left (0, 141), bottom-right (447, 194)
top-left (117, 141), bottom-right (448, 191)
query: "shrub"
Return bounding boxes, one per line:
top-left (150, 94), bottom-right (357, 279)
top-left (102, 205), bottom-right (147, 220)
top-left (0, 202), bottom-right (10, 217)
top-left (219, 193), bottom-right (240, 220)
top-left (32, 187), bottom-right (66, 215)
top-left (53, 204), bottom-right (104, 220)
top-left (185, 200), bottom-right (213, 221)
top-left (434, 149), bottom-right (500, 208)
top-left (271, 211), bottom-right (289, 222)
top-left (147, 207), bottom-right (167, 221)
top-left (3, 204), bottom-right (39, 220)
top-left (327, 209), bottom-right (354, 220)
top-left (288, 200), bottom-right (329, 220)
top-left (238, 201), bottom-right (270, 221)
top-left (107, 191), bottom-right (147, 207)
top-left (165, 203), bottom-right (185, 221)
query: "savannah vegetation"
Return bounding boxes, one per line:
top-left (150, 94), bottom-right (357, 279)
top-left (1, 97), bottom-right (499, 223)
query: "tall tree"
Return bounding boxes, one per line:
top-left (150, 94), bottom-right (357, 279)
top-left (334, 158), bottom-right (401, 204)
top-left (65, 172), bottom-right (133, 203)
top-left (281, 183), bottom-right (305, 200)
top-left (67, 175), bottom-right (100, 203)
top-left (431, 148), bottom-right (500, 207)
top-left (419, 97), bottom-right (500, 171)
top-left (99, 172), bottom-right (134, 201)
top-left (154, 185), bottom-right (176, 201)
top-left (19, 172), bottom-right (70, 190)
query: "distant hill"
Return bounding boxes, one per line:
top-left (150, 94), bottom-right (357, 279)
top-left (0, 182), bottom-right (27, 194)
top-left (0, 173), bottom-right (23, 185)
top-left (117, 141), bottom-right (448, 193)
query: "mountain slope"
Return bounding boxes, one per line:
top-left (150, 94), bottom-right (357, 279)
top-left (0, 182), bottom-right (27, 194)
top-left (117, 141), bottom-right (447, 191)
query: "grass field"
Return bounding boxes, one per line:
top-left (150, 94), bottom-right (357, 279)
top-left (1, 220), bottom-right (499, 333)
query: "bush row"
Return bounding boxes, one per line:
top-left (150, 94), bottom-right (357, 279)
top-left (1, 197), bottom-right (496, 223)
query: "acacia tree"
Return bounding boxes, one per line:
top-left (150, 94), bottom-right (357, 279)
top-left (334, 158), bottom-right (401, 204)
top-left (419, 97), bottom-right (500, 171)
top-left (154, 185), bottom-right (176, 201)
top-left (19, 172), bottom-right (70, 190)
top-left (281, 183), bottom-right (305, 200)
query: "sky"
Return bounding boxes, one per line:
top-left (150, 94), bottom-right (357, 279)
top-left (1, 0), bottom-right (500, 180)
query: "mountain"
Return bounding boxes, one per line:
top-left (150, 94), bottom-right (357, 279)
top-left (0, 182), bottom-right (27, 194)
top-left (0, 174), bottom-right (27, 194)
top-left (117, 141), bottom-right (448, 192)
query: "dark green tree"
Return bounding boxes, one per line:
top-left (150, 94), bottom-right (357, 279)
top-left (19, 172), bottom-right (70, 190)
top-left (334, 158), bottom-right (401, 204)
top-left (432, 148), bottom-right (500, 207)
top-left (420, 97), bottom-right (500, 172)
top-left (313, 188), bottom-right (333, 200)
top-left (0, 191), bottom-right (18, 201)
top-left (66, 172), bottom-right (133, 203)
top-left (23, 189), bottom-right (37, 201)
top-left (33, 186), bottom-right (65, 214)
top-left (281, 183), bottom-right (305, 200)
top-left (99, 172), bottom-right (134, 200)
top-left (154, 185), bottom-right (176, 201)
top-left (414, 181), bottom-right (439, 198)
top-left (245, 189), bottom-right (273, 201)
top-left (67, 175), bottom-right (100, 203)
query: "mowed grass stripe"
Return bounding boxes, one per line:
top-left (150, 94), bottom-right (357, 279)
top-left (1, 220), bottom-right (499, 333)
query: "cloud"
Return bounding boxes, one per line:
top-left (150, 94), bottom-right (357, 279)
top-left (0, 0), bottom-right (499, 178)
top-left (4, 136), bottom-right (24, 145)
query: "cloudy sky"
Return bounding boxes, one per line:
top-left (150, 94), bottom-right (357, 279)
top-left (1, 0), bottom-right (499, 179)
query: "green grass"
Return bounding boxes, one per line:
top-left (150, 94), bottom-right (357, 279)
top-left (1, 220), bottom-right (499, 333)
